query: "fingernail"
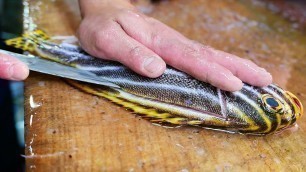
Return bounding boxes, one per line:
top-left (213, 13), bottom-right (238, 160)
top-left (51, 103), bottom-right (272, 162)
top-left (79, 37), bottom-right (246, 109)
top-left (230, 76), bottom-right (243, 91)
top-left (262, 72), bottom-right (273, 85)
top-left (217, 73), bottom-right (243, 91)
top-left (143, 56), bottom-right (164, 74)
top-left (260, 68), bottom-right (273, 83)
top-left (259, 67), bottom-right (272, 76)
top-left (9, 63), bottom-right (29, 80)
top-left (259, 67), bottom-right (267, 72)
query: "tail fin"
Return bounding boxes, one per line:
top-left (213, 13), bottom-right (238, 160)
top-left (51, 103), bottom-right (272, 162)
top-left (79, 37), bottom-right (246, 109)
top-left (5, 29), bottom-right (50, 52)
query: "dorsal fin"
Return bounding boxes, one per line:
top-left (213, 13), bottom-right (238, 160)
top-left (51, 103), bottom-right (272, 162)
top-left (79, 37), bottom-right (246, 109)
top-left (5, 29), bottom-right (50, 52)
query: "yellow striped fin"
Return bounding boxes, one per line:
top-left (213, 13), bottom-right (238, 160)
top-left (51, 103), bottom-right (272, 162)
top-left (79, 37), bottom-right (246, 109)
top-left (23, 29), bottom-right (50, 40)
top-left (5, 29), bottom-right (50, 52)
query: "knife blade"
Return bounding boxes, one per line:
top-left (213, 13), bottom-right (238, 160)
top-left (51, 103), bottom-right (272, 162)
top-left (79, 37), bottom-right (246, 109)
top-left (0, 49), bottom-right (120, 88)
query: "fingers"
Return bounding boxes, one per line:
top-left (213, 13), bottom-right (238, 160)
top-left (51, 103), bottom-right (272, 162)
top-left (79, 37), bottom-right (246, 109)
top-left (0, 53), bottom-right (29, 80)
top-left (201, 48), bottom-right (272, 87)
top-left (117, 13), bottom-right (272, 91)
top-left (79, 10), bottom-right (272, 91)
top-left (78, 19), bottom-right (166, 78)
top-left (178, 58), bottom-right (243, 91)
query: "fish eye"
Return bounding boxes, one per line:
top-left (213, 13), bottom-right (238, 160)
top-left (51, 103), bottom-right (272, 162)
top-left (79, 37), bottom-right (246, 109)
top-left (261, 94), bottom-right (284, 113)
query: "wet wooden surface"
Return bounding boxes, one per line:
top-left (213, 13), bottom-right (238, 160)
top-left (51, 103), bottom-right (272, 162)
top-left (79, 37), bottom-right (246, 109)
top-left (24, 0), bottom-right (306, 171)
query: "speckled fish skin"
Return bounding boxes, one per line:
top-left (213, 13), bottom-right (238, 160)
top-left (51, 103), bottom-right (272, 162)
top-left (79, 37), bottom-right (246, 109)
top-left (33, 41), bottom-right (303, 135)
top-left (5, 31), bottom-right (303, 135)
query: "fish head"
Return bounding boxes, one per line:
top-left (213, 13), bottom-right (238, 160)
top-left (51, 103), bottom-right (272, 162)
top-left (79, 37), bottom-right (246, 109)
top-left (257, 86), bottom-right (303, 133)
top-left (226, 84), bottom-right (303, 135)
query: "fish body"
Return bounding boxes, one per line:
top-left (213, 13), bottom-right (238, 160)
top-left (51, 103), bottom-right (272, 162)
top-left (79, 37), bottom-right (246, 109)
top-left (6, 30), bottom-right (303, 135)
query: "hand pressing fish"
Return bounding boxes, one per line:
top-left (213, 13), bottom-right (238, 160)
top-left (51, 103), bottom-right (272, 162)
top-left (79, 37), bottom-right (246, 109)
top-left (5, 30), bottom-right (303, 135)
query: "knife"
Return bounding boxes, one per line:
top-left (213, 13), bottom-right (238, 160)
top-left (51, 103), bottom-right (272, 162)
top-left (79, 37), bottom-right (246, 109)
top-left (0, 49), bottom-right (120, 88)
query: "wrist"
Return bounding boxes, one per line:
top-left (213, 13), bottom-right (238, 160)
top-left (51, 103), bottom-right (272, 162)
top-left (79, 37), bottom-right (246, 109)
top-left (79, 0), bottom-right (135, 18)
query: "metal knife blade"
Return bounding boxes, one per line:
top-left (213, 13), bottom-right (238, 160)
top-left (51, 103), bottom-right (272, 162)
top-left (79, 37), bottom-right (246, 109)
top-left (0, 49), bottom-right (120, 88)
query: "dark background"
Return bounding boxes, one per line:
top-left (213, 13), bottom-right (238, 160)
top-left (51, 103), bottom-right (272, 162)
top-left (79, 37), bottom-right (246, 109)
top-left (0, 0), bottom-right (24, 171)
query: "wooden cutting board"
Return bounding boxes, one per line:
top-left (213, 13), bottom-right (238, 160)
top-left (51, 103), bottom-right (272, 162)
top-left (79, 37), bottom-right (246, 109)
top-left (24, 0), bottom-right (306, 171)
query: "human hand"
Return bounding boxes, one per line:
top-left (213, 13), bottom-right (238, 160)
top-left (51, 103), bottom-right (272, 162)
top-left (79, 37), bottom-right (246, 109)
top-left (0, 53), bottom-right (29, 80)
top-left (77, 0), bottom-right (272, 91)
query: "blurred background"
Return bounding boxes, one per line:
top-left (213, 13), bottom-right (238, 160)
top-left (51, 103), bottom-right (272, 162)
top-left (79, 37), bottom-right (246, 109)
top-left (0, 0), bottom-right (25, 171)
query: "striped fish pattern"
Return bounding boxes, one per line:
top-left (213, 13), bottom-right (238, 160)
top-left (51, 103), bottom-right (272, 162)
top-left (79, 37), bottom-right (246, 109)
top-left (6, 30), bottom-right (304, 135)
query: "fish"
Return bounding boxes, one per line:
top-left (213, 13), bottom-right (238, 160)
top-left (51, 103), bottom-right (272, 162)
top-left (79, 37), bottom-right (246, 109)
top-left (5, 30), bottom-right (304, 135)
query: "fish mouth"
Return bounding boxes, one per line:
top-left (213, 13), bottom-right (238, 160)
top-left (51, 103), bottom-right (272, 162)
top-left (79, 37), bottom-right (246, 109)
top-left (285, 91), bottom-right (303, 120)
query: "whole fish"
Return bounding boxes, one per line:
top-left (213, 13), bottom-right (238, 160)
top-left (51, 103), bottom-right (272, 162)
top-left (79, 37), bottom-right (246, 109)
top-left (6, 30), bottom-right (303, 135)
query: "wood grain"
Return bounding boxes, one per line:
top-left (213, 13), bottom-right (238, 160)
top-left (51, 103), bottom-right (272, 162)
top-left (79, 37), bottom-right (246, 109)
top-left (24, 0), bottom-right (306, 171)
